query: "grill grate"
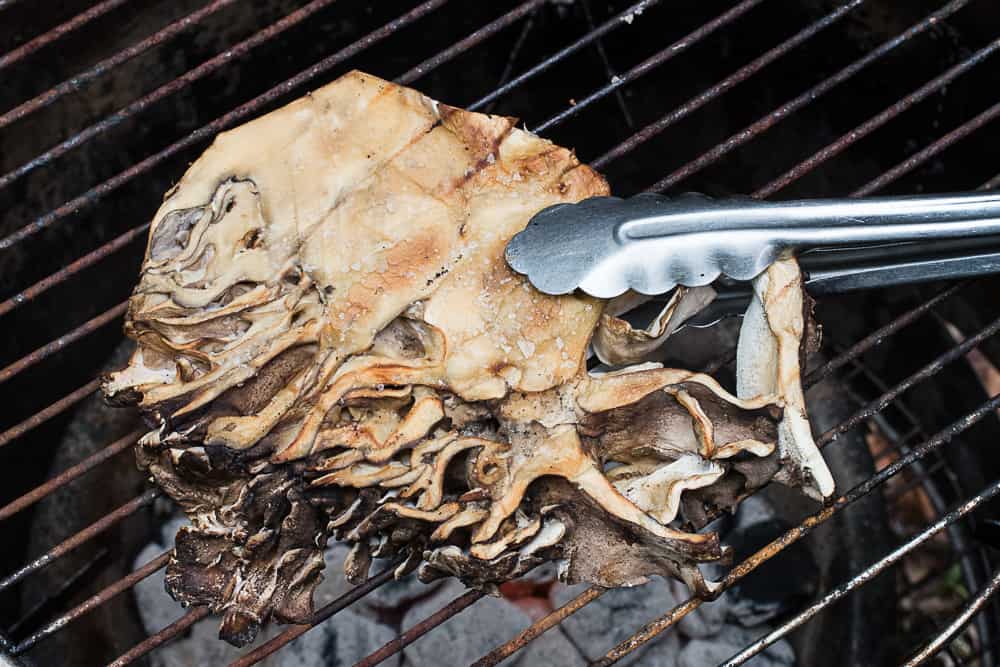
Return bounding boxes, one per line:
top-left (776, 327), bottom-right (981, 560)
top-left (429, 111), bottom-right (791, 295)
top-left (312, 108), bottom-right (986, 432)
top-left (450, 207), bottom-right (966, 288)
top-left (2, 1), bottom-right (1000, 665)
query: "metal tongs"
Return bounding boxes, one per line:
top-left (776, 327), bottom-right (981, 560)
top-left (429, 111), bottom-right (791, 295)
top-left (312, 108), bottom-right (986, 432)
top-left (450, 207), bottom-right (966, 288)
top-left (505, 191), bottom-right (1000, 326)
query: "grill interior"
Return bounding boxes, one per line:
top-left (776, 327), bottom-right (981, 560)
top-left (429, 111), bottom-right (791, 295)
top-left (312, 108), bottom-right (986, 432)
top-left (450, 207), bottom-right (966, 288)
top-left (2, 1), bottom-right (1000, 665)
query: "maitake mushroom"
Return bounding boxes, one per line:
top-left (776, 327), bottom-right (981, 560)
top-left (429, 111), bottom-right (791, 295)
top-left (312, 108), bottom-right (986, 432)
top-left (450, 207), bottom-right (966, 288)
top-left (103, 70), bottom-right (834, 647)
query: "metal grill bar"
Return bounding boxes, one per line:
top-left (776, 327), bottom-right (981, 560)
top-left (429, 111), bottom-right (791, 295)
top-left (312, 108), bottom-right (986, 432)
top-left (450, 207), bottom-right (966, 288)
top-left (0, 379), bottom-right (100, 449)
top-left (8, 548), bottom-right (108, 637)
top-left (109, 607), bottom-right (210, 667)
top-left (12, 551), bottom-right (171, 655)
top-left (0, 489), bottom-right (158, 594)
top-left (886, 458), bottom-right (949, 503)
top-left (851, 99), bottom-right (1000, 196)
top-left (467, 0), bottom-right (660, 112)
top-left (0, 224), bottom-right (146, 317)
top-left (756, 36), bottom-right (1000, 198)
top-left (0, 301), bottom-right (126, 385)
top-left (0, 0), bottom-right (134, 72)
top-left (634, 0), bottom-right (971, 189)
top-left (720, 479), bottom-right (1000, 666)
top-left (579, 0), bottom-right (634, 128)
top-left (984, 173), bottom-right (1000, 190)
top-left (897, 546), bottom-right (969, 600)
top-left (845, 341), bottom-right (995, 667)
top-left (473, 586), bottom-right (606, 667)
top-left (856, 409), bottom-right (985, 640)
top-left (227, 562), bottom-right (401, 667)
top-left (396, 0), bottom-right (544, 86)
top-left (355, 590), bottom-right (486, 667)
top-left (0, 0), bottom-right (240, 132)
top-left (0, 0), bottom-right (452, 251)
top-left (533, 0), bottom-right (767, 135)
top-left (903, 569), bottom-right (1000, 667)
top-left (0, 0), bottom-right (346, 192)
top-left (482, 5), bottom-right (539, 114)
top-left (594, 0), bottom-right (880, 172)
top-left (592, 391), bottom-right (1000, 665)
top-left (0, 430), bottom-right (140, 521)
top-left (815, 313), bottom-right (1000, 447)
top-left (803, 282), bottom-right (968, 387)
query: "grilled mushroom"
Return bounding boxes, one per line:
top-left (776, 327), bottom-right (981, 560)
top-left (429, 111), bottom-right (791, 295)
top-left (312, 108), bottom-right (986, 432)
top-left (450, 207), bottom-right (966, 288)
top-left (103, 70), bottom-right (833, 646)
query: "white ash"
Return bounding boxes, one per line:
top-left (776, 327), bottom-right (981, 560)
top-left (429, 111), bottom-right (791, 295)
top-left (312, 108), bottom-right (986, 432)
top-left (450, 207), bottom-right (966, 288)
top-left (551, 580), bottom-right (680, 667)
top-left (402, 578), bottom-right (584, 667)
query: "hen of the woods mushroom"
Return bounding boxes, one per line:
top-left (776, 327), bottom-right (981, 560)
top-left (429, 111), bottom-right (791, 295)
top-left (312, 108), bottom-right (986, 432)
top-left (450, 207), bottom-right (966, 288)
top-left (103, 71), bottom-right (835, 647)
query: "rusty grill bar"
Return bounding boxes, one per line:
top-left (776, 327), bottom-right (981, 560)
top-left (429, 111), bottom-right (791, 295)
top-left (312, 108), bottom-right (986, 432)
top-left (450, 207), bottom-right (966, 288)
top-left (0, 0), bottom-right (240, 131)
top-left (1, 1), bottom-right (999, 666)
top-left (0, 0), bottom-right (135, 72)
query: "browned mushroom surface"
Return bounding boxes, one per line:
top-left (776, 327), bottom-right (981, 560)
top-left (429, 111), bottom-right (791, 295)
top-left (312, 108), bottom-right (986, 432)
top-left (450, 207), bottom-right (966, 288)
top-left (103, 70), bottom-right (833, 646)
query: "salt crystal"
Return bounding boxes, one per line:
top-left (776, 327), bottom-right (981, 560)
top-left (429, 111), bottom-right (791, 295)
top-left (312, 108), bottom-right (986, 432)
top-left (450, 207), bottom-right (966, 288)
top-left (350, 262), bottom-right (361, 271)
top-left (555, 337), bottom-right (564, 350)
top-left (517, 339), bottom-right (536, 358)
top-left (621, 6), bottom-right (644, 25)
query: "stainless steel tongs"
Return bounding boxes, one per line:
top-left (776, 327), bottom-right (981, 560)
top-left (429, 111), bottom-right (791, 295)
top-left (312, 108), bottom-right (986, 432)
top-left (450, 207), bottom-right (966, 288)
top-left (504, 191), bottom-right (1000, 302)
